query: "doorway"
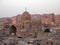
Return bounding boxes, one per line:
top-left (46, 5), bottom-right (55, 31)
top-left (9, 25), bottom-right (17, 36)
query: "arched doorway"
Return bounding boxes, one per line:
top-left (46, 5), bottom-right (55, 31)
top-left (9, 25), bottom-right (17, 36)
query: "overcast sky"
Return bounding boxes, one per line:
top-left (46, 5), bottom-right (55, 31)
top-left (0, 0), bottom-right (60, 17)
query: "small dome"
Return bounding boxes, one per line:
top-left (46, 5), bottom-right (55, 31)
top-left (22, 11), bottom-right (31, 20)
top-left (23, 11), bottom-right (30, 15)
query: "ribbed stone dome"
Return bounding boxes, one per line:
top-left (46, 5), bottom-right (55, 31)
top-left (23, 11), bottom-right (30, 15)
top-left (22, 11), bottom-right (31, 20)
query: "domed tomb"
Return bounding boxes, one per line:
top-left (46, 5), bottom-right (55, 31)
top-left (21, 11), bottom-right (31, 21)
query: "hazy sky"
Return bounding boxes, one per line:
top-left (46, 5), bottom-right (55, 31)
top-left (0, 0), bottom-right (60, 17)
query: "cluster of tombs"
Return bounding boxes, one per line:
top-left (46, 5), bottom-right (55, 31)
top-left (7, 11), bottom-right (59, 38)
top-left (8, 11), bottom-right (53, 37)
top-left (0, 11), bottom-right (60, 45)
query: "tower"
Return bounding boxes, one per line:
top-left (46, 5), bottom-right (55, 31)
top-left (21, 10), bottom-right (31, 31)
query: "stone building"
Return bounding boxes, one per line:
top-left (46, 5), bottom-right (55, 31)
top-left (7, 10), bottom-right (42, 38)
top-left (0, 10), bottom-right (60, 45)
top-left (0, 10), bottom-right (58, 38)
